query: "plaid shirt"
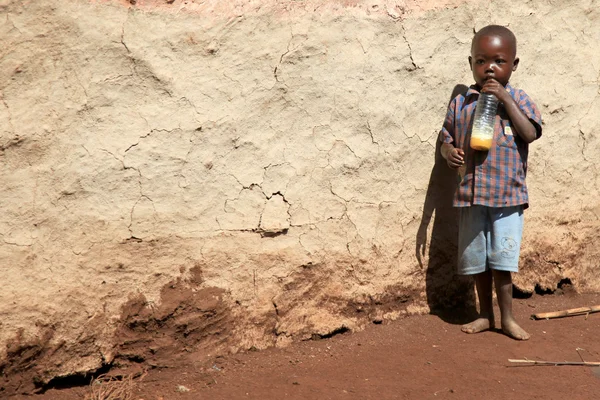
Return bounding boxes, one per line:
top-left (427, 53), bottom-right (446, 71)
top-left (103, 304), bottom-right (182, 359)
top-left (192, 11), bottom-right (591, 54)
top-left (440, 83), bottom-right (542, 208)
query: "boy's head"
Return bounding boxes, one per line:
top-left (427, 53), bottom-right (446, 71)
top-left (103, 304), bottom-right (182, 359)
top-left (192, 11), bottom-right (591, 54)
top-left (469, 25), bottom-right (519, 88)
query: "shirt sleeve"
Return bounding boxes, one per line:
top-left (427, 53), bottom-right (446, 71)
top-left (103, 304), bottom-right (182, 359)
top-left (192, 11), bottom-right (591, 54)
top-left (516, 89), bottom-right (543, 139)
top-left (439, 99), bottom-right (456, 144)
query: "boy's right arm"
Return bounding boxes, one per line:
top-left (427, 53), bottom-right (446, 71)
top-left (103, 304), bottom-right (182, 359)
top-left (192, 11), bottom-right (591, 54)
top-left (441, 143), bottom-right (465, 169)
top-left (439, 98), bottom-right (465, 169)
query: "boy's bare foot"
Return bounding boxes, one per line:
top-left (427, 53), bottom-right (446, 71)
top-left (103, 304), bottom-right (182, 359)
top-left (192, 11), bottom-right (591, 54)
top-left (501, 319), bottom-right (530, 341)
top-left (461, 317), bottom-right (494, 334)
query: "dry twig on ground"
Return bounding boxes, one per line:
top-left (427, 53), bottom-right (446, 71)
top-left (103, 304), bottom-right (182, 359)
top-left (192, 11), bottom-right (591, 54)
top-left (84, 373), bottom-right (141, 400)
top-left (530, 305), bottom-right (600, 320)
top-left (508, 358), bottom-right (600, 367)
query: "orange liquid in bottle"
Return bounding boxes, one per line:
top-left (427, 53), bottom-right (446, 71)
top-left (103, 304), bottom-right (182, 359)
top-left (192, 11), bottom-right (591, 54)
top-left (470, 93), bottom-right (497, 151)
top-left (470, 124), bottom-right (494, 151)
top-left (470, 136), bottom-right (493, 151)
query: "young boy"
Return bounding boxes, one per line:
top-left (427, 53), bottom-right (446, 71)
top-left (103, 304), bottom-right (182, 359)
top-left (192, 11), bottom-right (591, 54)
top-left (440, 25), bottom-right (542, 340)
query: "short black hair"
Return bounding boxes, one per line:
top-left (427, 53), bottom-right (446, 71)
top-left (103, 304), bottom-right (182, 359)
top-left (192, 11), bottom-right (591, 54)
top-left (471, 25), bottom-right (517, 57)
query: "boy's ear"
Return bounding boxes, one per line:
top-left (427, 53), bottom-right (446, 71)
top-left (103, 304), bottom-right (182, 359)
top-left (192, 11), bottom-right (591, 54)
top-left (468, 56), bottom-right (473, 71)
top-left (512, 57), bottom-right (520, 71)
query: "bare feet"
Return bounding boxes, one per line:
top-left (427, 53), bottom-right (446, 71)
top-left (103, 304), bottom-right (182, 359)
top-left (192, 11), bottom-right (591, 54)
top-left (501, 319), bottom-right (530, 341)
top-left (461, 317), bottom-right (495, 334)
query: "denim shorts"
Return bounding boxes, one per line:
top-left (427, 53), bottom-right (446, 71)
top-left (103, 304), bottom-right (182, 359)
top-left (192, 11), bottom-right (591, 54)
top-left (457, 205), bottom-right (524, 275)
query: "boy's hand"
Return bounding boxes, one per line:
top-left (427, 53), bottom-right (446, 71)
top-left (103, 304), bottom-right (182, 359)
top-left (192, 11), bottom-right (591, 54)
top-left (446, 147), bottom-right (465, 169)
top-left (481, 78), bottom-right (511, 104)
top-left (482, 78), bottom-right (538, 143)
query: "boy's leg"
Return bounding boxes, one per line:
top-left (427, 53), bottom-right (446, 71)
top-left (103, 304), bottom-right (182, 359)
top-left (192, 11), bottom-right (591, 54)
top-left (493, 270), bottom-right (530, 340)
top-left (489, 206), bottom-right (529, 340)
top-left (462, 270), bottom-right (494, 333)
top-left (458, 206), bottom-right (494, 333)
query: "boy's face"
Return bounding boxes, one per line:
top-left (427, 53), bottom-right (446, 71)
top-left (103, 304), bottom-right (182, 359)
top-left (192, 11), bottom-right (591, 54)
top-left (469, 34), bottom-right (519, 88)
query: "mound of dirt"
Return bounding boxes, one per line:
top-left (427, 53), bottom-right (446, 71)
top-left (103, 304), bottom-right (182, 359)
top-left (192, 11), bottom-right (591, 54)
top-left (0, 270), bottom-right (233, 396)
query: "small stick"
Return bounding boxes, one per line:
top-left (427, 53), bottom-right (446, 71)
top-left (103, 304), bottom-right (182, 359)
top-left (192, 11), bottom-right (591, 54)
top-left (576, 348), bottom-right (585, 362)
top-left (509, 358), bottom-right (600, 367)
top-left (530, 305), bottom-right (600, 320)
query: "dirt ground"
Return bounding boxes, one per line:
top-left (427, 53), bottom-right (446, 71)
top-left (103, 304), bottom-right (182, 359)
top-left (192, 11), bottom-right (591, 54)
top-left (15, 291), bottom-right (600, 400)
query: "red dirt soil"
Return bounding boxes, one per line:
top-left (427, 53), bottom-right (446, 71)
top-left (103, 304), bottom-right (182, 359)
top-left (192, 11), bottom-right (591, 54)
top-left (17, 291), bottom-right (600, 400)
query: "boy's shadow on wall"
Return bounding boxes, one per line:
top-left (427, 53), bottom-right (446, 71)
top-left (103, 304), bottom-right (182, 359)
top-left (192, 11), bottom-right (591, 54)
top-left (416, 84), bottom-right (477, 324)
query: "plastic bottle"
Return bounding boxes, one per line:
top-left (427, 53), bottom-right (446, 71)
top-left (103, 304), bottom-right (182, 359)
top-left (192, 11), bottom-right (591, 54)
top-left (470, 93), bottom-right (498, 151)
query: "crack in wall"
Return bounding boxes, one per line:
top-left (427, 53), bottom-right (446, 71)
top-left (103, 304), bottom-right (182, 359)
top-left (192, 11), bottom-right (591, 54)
top-left (327, 139), bottom-right (361, 165)
top-left (125, 151), bottom-right (156, 237)
top-left (273, 30), bottom-right (308, 84)
top-left (118, 10), bottom-right (174, 98)
top-left (356, 37), bottom-right (367, 54)
top-left (266, 191), bottom-right (288, 202)
top-left (132, 59), bottom-right (174, 97)
top-left (273, 42), bottom-right (291, 82)
top-left (258, 192), bottom-right (291, 236)
top-left (5, 12), bottom-right (23, 35)
top-left (579, 129), bottom-right (589, 162)
top-left (98, 71), bottom-right (136, 84)
top-left (222, 72), bottom-right (242, 93)
top-left (100, 148), bottom-right (125, 167)
top-left (71, 240), bottom-right (98, 256)
top-left (365, 120), bottom-right (379, 146)
top-left (179, 96), bottom-right (202, 118)
top-left (124, 128), bottom-right (177, 153)
top-left (99, 147), bottom-right (153, 238)
top-left (127, 194), bottom-right (156, 238)
top-left (71, 70), bottom-right (89, 106)
top-left (576, 95), bottom-right (598, 163)
top-left (401, 21), bottom-right (418, 71)
top-left (1, 232), bottom-right (33, 247)
top-left (120, 10), bottom-right (131, 53)
top-left (1, 93), bottom-right (15, 136)
top-left (124, 129), bottom-right (155, 153)
top-left (295, 213), bottom-right (358, 257)
top-left (342, 211), bottom-right (360, 243)
top-left (227, 174), bottom-right (264, 192)
top-left (328, 176), bottom-right (353, 204)
top-left (178, 126), bottom-right (202, 189)
top-left (218, 180), bottom-right (294, 235)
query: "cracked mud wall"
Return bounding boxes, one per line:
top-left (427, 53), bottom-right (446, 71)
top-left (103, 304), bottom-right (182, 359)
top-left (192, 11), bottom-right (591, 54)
top-left (1, 0), bottom-right (600, 390)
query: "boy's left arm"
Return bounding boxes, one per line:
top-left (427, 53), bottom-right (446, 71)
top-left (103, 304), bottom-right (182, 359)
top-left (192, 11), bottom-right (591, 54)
top-left (481, 79), bottom-right (539, 143)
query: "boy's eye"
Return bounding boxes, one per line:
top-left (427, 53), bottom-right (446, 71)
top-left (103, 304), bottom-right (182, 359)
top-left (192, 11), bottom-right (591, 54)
top-left (496, 59), bottom-right (505, 64)
top-left (476, 60), bottom-right (485, 65)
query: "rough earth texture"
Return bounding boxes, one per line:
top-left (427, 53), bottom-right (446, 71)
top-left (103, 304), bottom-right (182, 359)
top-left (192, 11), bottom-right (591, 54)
top-left (18, 291), bottom-right (600, 399)
top-left (1, 0), bottom-right (599, 394)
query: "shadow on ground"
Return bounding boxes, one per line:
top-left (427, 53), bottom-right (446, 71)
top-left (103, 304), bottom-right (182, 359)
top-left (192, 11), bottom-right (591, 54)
top-left (416, 84), bottom-right (477, 325)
